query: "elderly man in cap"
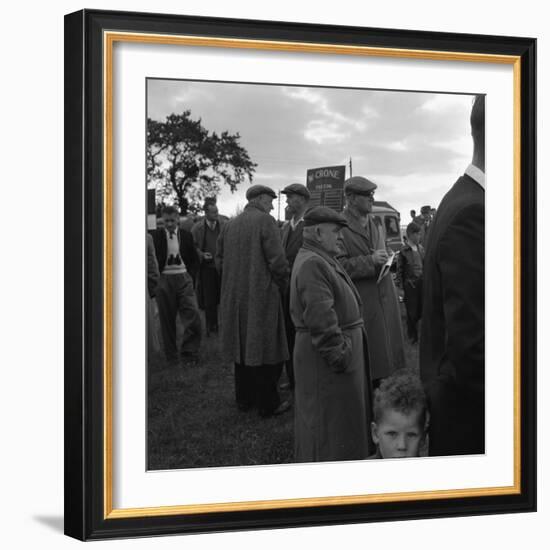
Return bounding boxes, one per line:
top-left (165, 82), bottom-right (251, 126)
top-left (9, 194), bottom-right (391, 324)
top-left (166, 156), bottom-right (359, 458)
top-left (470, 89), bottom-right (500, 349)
top-left (279, 183), bottom-right (310, 390)
top-left (338, 176), bottom-right (405, 386)
top-left (216, 184), bottom-right (291, 417)
top-left (291, 206), bottom-right (372, 462)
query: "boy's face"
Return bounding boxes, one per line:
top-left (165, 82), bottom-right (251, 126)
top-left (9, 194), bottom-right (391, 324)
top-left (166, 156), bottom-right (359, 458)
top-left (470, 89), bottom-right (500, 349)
top-left (407, 231), bottom-right (420, 246)
top-left (371, 408), bottom-right (425, 458)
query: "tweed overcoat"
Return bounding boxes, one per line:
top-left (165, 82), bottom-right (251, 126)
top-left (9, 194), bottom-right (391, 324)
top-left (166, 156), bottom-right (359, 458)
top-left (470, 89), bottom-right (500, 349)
top-left (338, 208), bottom-right (405, 380)
top-left (216, 203), bottom-right (289, 366)
top-left (290, 241), bottom-right (372, 462)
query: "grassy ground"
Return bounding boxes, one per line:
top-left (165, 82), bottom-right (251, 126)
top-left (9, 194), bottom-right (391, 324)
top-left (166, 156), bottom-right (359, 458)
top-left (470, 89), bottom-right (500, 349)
top-left (148, 302), bottom-right (418, 470)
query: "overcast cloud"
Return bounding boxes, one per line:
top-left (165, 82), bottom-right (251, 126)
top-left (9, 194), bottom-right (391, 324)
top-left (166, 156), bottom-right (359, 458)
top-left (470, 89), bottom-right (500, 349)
top-left (147, 78), bottom-right (475, 220)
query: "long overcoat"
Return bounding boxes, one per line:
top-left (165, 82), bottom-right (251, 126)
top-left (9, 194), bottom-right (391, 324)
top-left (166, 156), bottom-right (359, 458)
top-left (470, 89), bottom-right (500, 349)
top-left (290, 241), bottom-right (372, 462)
top-left (338, 208), bottom-right (405, 380)
top-left (191, 218), bottom-right (226, 309)
top-left (216, 203), bottom-right (289, 366)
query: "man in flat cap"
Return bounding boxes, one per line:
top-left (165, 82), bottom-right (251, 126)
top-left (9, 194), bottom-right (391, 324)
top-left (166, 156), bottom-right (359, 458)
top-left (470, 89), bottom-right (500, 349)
top-left (338, 176), bottom-right (405, 386)
top-left (420, 95), bottom-right (485, 456)
top-left (291, 206), bottom-right (373, 462)
top-left (413, 205), bottom-right (433, 245)
top-left (216, 184), bottom-right (291, 417)
top-left (279, 183), bottom-right (311, 390)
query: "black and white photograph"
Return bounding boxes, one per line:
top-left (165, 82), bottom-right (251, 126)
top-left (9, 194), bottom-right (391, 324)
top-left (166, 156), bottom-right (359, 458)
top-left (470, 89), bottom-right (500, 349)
top-left (145, 78), bottom-right (485, 470)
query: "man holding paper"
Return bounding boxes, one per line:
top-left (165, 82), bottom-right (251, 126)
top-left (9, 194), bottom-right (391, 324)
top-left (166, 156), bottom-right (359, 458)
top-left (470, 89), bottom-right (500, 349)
top-left (338, 176), bottom-right (405, 385)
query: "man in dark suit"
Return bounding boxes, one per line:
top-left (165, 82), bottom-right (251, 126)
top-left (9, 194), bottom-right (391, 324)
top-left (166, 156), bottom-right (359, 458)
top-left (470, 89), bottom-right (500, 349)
top-left (152, 205), bottom-right (202, 365)
top-left (420, 95), bottom-right (485, 456)
top-left (191, 202), bottom-right (226, 336)
top-left (280, 183), bottom-right (310, 390)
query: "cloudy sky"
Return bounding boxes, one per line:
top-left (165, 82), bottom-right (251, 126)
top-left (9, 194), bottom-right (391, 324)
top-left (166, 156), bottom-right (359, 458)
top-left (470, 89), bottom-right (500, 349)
top-left (147, 78), bottom-right (475, 221)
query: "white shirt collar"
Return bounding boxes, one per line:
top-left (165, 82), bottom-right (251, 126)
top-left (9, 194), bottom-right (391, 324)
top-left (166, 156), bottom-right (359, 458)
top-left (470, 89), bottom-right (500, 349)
top-left (465, 164), bottom-right (486, 190)
top-left (290, 215), bottom-right (304, 230)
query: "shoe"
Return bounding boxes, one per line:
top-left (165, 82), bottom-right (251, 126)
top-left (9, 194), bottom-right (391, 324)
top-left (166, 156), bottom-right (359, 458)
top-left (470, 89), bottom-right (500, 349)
top-left (272, 400), bottom-right (291, 416)
top-left (180, 353), bottom-right (200, 366)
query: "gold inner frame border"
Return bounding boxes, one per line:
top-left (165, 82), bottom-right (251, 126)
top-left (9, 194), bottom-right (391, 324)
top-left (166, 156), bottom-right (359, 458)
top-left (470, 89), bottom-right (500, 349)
top-left (102, 30), bottom-right (522, 519)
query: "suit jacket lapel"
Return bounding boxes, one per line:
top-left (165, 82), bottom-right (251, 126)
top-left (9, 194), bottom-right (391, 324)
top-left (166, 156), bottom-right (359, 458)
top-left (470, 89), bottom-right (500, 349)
top-left (281, 222), bottom-right (290, 248)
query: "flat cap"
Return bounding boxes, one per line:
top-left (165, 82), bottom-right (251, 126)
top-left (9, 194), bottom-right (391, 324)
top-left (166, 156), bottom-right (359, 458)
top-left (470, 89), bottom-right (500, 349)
top-left (344, 176), bottom-right (377, 195)
top-left (281, 183), bottom-right (310, 199)
top-left (420, 205), bottom-right (431, 214)
top-left (303, 206), bottom-right (349, 227)
top-left (246, 184), bottom-right (277, 200)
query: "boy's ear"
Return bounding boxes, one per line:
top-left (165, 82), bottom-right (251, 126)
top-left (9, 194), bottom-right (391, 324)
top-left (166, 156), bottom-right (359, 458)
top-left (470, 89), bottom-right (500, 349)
top-left (423, 410), bottom-right (431, 432)
top-left (371, 421), bottom-right (379, 444)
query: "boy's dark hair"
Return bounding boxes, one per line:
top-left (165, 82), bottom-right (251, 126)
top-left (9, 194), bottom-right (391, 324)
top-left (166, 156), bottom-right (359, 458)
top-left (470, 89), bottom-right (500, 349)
top-left (406, 221), bottom-right (421, 237)
top-left (162, 205), bottom-right (180, 216)
top-left (373, 370), bottom-right (427, 427)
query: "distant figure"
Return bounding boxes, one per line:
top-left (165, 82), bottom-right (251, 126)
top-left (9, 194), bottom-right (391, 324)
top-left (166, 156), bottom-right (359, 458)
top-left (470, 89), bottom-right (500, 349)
top-left (410, 209), bottom-right (416, 222)
top-left (191, 202), bottom-right (225, 336)
top-left (217, 185), bottom-right (291, 417)
top-left (146, 232), bottom-right (160, 356)
top-left (152, 206), bottom-right (202, 365)
top-left (396, 222), bottom-right (425, 344)
top-left (413, 205), bottom-right (432, 245)
top-left (280, 183), bottom-right (310, 390)
top-left (369, 370), bottom-right (429, 459)
top-left (291, 207), bottom-right (372, 462)
top-left (420, 95), bottom-right (485, 456)
top-left (339, 176), bottom-right (405, 385)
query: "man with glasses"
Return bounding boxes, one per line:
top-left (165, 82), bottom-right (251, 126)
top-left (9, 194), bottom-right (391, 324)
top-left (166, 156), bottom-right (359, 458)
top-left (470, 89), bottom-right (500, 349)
top-left (338, 176), bottom-right (405, 388)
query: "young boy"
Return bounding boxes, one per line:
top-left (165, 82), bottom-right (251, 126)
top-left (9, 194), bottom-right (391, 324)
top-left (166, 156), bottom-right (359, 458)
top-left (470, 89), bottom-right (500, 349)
top-left (370, 370), bottom-right (429, 459)
top-left (397, 222), bottom-right (425, 344)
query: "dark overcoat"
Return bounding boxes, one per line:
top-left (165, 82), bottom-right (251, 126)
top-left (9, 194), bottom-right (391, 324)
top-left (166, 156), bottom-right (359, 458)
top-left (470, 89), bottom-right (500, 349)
top-left (216, 203), bottom-right (289, 366)
top-left (338, 208), bottom-right (405, 380)
top-left (290, 241), bottom-right (372, 462)
top-left (419, 173), bottom-right (485, 456)
top-left (280, 219), bottom-right (305, 272)
top-left (191, 218), bottom-right (226, 309)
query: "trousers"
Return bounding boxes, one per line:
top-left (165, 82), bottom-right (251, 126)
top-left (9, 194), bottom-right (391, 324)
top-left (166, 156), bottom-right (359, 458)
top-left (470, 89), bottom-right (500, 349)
top-left (156, 272), bottom-right (202, 361)
top-left (234, 362), bottom-right (283, 416)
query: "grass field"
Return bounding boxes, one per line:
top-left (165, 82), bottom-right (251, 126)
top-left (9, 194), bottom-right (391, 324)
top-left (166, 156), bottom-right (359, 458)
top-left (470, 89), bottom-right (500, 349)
top-left (147, 303), bottom-right (419, 470)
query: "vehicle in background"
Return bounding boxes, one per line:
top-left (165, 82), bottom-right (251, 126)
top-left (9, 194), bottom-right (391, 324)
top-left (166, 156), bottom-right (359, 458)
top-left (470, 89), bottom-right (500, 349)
top-left (370, 201), bottom-right (403, 254)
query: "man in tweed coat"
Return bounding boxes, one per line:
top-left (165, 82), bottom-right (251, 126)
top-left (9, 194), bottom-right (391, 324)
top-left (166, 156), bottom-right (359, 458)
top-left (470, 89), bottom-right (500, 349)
top-left (216, 185), bottom-right (291, 417)
top-left (338, 176), bottom-right (405, 386)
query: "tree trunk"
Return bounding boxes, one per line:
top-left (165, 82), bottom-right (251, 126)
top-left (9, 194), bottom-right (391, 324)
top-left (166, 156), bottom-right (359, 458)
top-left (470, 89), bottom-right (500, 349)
top-left (175, 186), bottom-right (189, 215)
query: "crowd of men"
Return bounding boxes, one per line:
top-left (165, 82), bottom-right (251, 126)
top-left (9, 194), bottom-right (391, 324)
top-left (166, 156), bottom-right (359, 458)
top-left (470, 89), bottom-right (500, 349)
top-left (147, 95), bottom-right (485, 462)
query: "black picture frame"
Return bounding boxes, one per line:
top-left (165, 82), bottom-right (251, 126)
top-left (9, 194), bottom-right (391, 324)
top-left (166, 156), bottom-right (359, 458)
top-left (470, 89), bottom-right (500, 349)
top-left (64, 8), bottom-right (536, 541)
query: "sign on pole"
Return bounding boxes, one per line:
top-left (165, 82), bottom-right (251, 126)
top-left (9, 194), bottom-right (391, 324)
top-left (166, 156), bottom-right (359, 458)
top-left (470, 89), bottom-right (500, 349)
top-left (306, 165), bottom-right (346, 212)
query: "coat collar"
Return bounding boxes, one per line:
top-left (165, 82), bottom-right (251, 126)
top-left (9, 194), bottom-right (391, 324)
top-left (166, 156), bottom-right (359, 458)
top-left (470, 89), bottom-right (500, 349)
top-left (302, 239), bottom-right (362, 307)
top-left (342, 207), bottom-right (374, 245)
top-left (244, 202), bottom-right (267, 214)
